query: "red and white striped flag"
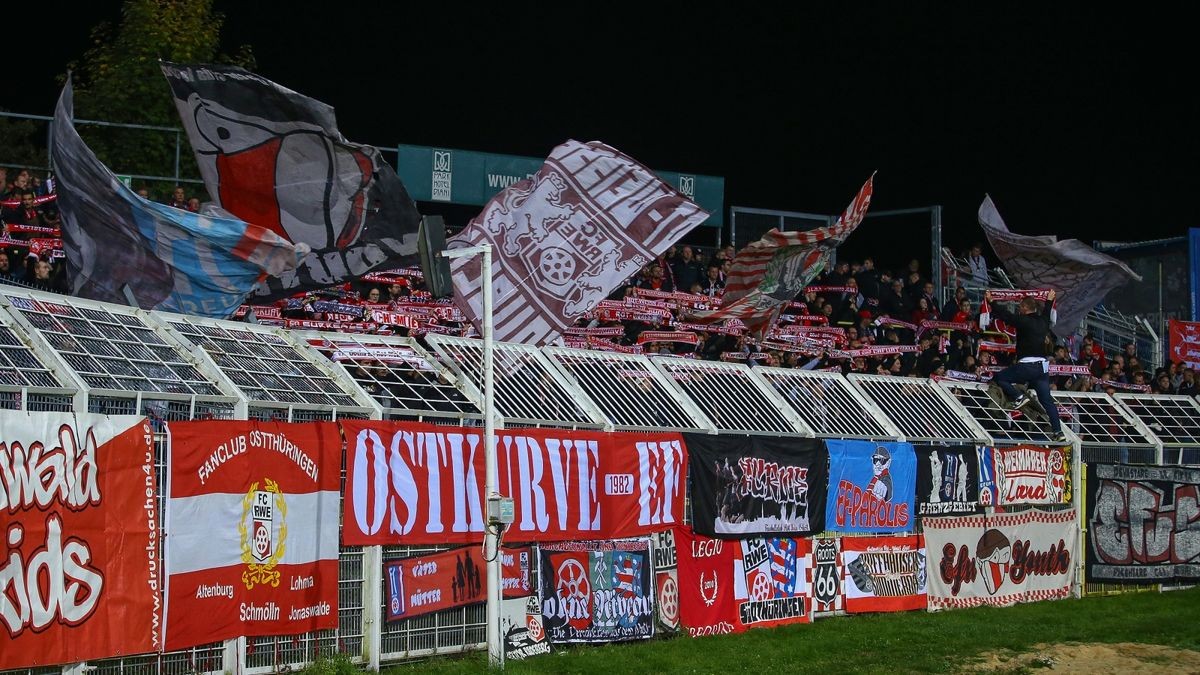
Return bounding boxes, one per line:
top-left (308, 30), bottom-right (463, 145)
top-left (164, 421), bottom-right (341, 650)
top-left (690, 174), bottom-right (873, 337)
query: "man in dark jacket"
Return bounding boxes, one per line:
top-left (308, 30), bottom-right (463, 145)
top-left (985, 290), bottom-right (1067, 443)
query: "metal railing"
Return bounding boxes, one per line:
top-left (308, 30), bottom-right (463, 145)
top-left (0, 285), bottom-right (1196, 674)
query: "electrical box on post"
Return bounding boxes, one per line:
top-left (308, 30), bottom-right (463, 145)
top-left (487, 495), bottom-right (514, 525)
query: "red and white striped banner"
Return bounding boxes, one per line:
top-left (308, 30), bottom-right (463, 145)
top-left (165, 421), bottom-right (341, 650)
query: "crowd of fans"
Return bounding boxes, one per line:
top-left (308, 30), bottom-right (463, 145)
top-left (2, 166), bottom-right (1193, 402)
top-left (0, 168), bottom-right (68, 292)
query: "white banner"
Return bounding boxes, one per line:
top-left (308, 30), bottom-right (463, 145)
top-left (924, 508), bottom-right (1077, 611)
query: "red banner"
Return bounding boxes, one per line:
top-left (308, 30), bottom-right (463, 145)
top-left (1170, 319), bottom-right (1200, 369)
top-left (164, 422), bottom-right (342, 650)
top-left (675, 527), bottom-right (811, 638)
top-left (840, 535), bottom-right (927, 613)
top-left (384, 546), bottom-right (533, 621)
top-left (1, 413), bottom-right (160, 670)
top-left (342, 422), bottom-right (686, 545)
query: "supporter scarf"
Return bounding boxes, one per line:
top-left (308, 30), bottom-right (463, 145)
top-left (637, 331), bottom-right (700, 346)
top-left (979, 289), bottom-right (1058, 333)
top-left (563, 326), bottom-right (627, 337)
top-left (828, 345), bottom-right (920, 360)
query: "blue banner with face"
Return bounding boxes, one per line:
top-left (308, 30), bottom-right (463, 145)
top-left (826, 440), bottom-right (916, 533)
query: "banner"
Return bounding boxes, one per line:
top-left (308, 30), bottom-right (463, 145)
top-left (384, 546), bottom-right (532, 620)
top-left (393, 143), bottom-right (724, 226)
top-left (925, 508), bottom-right (1077, 611)
top-left (1169, 319), bottom-right (1200, 369)
top-left (502, 596), bottom-right (551, 660)
top-left (164, 421), bottom-right (341, 650)
top-left (915, 445), bottom-right (982, 516)
top-left (978, 445), bottom-right (1071, 507)
top-left (447, 140), bottom-right (707, 345)
top-left (1086, 463), bottom-right (1200, 584)
top-left (52, 80), bottom-right (301, 318)
top-left (685, 433), bottom-right (827, 538)
top-left (1, 414), bottom-right (160, 670)
top-left (675, 528), bottom-right (811, 637)
top-left (161, 62), bottom-right (422, 301)
top-left (690, 175), bottom-right (874, 337)
top-left (342, 422), bottom-right (685, 545)
top-left (538, 539), bottom-right (654, 643)
top-left (826, 440), bottom-right (916, 533)
top-left (651, 529), bottom-right (680, 631)
top-left (809, 538), bottom-right (844, 613)
top-left (841, 535), bottom-right (927, 613)
top-left (979, 195), bottom-right (1140, 337)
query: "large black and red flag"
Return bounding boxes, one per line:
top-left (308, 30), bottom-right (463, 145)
top-left (446, 140), bottom-right (708, 345)
top-left (161, 62), bottom-right (422, 300)
top-left (690, 174), bottom-right (874, 337)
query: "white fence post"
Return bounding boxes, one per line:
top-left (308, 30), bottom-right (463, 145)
top-left (362, 545), bottom-right (383, 672)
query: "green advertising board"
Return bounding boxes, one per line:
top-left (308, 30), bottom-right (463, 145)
top-left (395, 144), bottom-right (724, 226)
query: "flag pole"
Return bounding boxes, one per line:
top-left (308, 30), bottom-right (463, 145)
top-left (442, 243), bottom-right (503, 669)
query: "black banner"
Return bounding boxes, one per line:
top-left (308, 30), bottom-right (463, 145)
top-left (538, 540), bottom-right (655, 643)
top-left (1086, 463), bottom-right (1200, 585)
top-left (914, 445), bottom-right (982, 516)
top-left (686, 434), bottom-right (827, 538)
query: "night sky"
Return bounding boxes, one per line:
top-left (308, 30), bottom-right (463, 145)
top-left (9, 4), bottom-right (1196, 273)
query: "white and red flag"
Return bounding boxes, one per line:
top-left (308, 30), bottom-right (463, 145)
top-left (447, 140), bottom-right (708, 345)
top-left (1, 413), bottom-right (160, 671)
top-left (691, 175), bottom-right (874, 337)
top-left (164, 421), bottom-right (341, 650)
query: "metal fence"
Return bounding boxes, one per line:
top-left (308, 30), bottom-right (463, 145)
top-left (0, 285), bottom-right (1196, 673)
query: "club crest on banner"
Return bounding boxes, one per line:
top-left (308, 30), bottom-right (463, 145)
top-left (555, 557), bottom-right (592, 630)
top-left (699, 571), bottom-right (719, 606)
top-left (240, 478), bottom-right (288, 589)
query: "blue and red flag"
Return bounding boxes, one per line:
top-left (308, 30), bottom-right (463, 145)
top-left (51, 79), bottom-right (303, 318)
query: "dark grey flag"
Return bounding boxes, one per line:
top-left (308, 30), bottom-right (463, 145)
top-left (979, 195), bottom-right (1141, 338)
top-left (52, 79), bottom-right (302, 317)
